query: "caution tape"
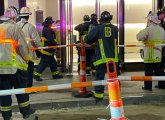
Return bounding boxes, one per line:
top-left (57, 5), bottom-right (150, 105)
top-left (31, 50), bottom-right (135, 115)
top-left (0, 76), bottom-right (165, 96)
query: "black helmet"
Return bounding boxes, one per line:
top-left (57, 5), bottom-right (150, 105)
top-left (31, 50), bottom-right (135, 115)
top-left (83, 15), bottom-right (90, 21)
top-left (43, 16), bottom-right (54, 26)
top-left (100, 11), bottom-right (113, 22)
top-left (90, 13), bottom-right (97, 21)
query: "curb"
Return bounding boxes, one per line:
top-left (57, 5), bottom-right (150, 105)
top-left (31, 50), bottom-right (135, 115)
top-left (12, 94), bottom-right (165, 112)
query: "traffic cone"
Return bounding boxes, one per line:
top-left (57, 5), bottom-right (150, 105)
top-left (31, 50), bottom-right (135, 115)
top-left (106, 60), bottom-right (127, 120)
top-left (72, 42), bottom-right (92, 97)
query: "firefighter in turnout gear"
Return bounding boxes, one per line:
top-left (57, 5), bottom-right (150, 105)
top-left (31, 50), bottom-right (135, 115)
top-left (34, 16), bottom-right (63, 81)
top-left (85, 11), bottom-right (118, 100)
top-left (0, 6), bottom-right (35, 120)
top-left (74, 15), bottom-right (91, 74)
top-left (17, 6), bottom-right (42, 87)
top-left (157, 8), bottom-right (165, 89)
top-left (137, 12), bottom-right (165, 91)
top-left (87, 13), bottom-right (99, 76)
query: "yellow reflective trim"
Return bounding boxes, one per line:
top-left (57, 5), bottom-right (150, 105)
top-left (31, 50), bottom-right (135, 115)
top-left (144, 59), bottom-right (161, 63)
top-left (0, 106), bottom-right (12, 112)
top-left (98, 39), bottom-right (106, 58)
top-left (52, 71), bottom-right (60, 75)
top-left (93, 58), bottom-right (118, 66)
top-left (86, 67), bottom-right (91, 70)
top-left (151, 46), bottom-right (154, 59)
top-left (93, 92), bottom-right (104, 98)
top-left (114, 39), bottom-right (118, 60)
top-left (24, 55), bottom-right (31, 61)
top-left (34, 72), bottom-right (41, 76)
top-left (0, 40), bottom-right (27, 70)
top-left (146, 40), bottom-right (163, 44)
top-left (82, 35), bottom-right (86, 41)
top-left (144, 40), bottom-right (162, 63)
top-left (41, 50), bottom-right (53, 56)
top-left (17, 63), bottom-right (28, 70)
top-left (104, 26), bottom-right (111, 37)
top-left (41, 37), bottom-right (47, 41)
top-left (19, 101), bottom-right (30, 108)
top-left (92, 69), bottom-right (96, 73)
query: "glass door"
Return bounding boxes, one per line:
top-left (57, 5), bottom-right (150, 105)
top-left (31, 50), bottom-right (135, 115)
top-left (124, 0), bottom-right (152, 62)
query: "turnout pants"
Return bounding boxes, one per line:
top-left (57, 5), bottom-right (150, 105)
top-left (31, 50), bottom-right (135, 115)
top-left (27, 61), bottom-right (34, 87)
top-left (144, 63), bottom-right (165, 89)
top-left (95, 63), bottom-right (118, 93)
top-left (35, 54), bottom-right (59, 78)
top-left (0, 69), bottom-right (31, 118)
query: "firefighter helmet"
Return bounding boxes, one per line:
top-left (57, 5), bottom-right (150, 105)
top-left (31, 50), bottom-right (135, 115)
top-left (4, 6), bottom-right (18, 18)
top-left (83, 15), bottom-right (90, 21)
top-left (19, 7), bottom-right (32, 16)
top-left (147, 13), bottom-right (161, 24)
top-left (90, 13), bottom-right (97, 21)
top-left (43, 16), bottom-right (54, 26)
top-left (0, 6), bottom-right (18, 21)
top-left (100, 11), bottom-right (113, 22)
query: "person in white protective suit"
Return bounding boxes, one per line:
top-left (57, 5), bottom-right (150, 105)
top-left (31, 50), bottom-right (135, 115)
top-left (136, 12), bottom-right (165, 91)
top-left (17, 6), bottom-right (42, 87)
top-left (0, 6), bottom-right (36, 120)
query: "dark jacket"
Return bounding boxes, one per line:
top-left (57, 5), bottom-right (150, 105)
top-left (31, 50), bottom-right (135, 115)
top-left (42, 26), bottom-right (56, 54)
top-left (74, 21), bottom-right (91, 40)
top-left (85, 23), bottom-right (118, 66)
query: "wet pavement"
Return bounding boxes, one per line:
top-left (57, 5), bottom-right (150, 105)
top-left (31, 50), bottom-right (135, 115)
top-left (10, 104), bottom-right (165, 120)
top-left (2, 68), bottom-right (165, 119)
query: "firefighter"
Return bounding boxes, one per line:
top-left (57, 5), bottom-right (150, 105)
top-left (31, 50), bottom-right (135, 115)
top-left (137, 12), bottom-right (165, 91)
top-left (0, 6), bottom-right (35, 120)
top-left (87, 13), bottom-right (99, 76)
top-left (157, 8), bottom-right (165, 89)
top-left (85, 11), bottom-right (118, 100)
top-left (74, 15), bottom-right (91, 74)
top-left (34, 16), bottom-right (63, 81)
top-left (17, 6), bottom-right (42, 87)
top-left (88, 13), bottom-right (98, 33)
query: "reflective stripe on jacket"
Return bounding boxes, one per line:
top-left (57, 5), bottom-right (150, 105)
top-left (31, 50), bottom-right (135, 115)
top-left (41, 26), bottom-right (56, 56)
top-left (137, 23), bottom-right (165, 63)
top-left (85, 23), bottom-right (118, 66)
top-left (0, 20), bottom-right (29, 74)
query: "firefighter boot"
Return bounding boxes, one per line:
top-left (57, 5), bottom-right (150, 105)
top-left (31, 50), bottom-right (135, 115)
top-left (33, 75), bottom-right (43, 81)
top-left (92, 91), bottom-right (104, 103)
top-left (23, 107), bottom-right (36, 119)
top-left (53, 74), bottom-right (63, 79)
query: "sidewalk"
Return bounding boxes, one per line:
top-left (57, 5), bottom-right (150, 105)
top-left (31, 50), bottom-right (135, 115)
top-left (12, 69), bottom-right (165, 111)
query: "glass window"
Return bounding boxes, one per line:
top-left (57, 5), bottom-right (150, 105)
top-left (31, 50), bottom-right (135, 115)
top-left (100, 0), bottom-right (117, 24)
top-left (125, 0), bottom-right (152, 62)
top-left (72, 0), bottom-right (95, 71)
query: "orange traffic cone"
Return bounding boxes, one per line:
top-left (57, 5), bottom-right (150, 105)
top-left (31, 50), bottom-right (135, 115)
top-left (106, 60), bottom-right (127, 120)
top-left (72, 41), bottom-right (92, 98)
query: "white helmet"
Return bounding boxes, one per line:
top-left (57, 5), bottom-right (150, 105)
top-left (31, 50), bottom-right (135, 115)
top-left (0, 6), bottom-right (18, 21)
top-left (147, 13), bottom-right (161, 24)
top-left (19, 7), bottom-right (32, 16)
